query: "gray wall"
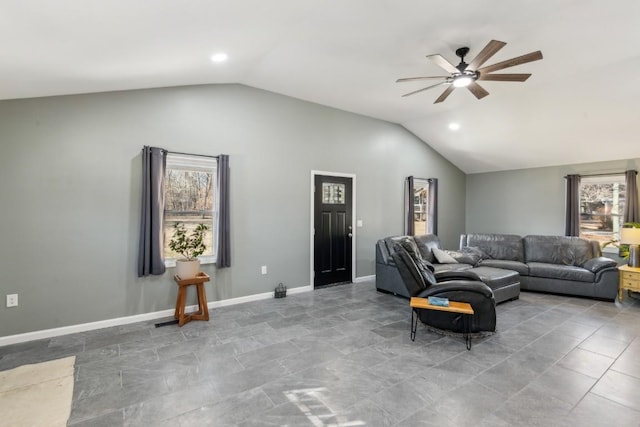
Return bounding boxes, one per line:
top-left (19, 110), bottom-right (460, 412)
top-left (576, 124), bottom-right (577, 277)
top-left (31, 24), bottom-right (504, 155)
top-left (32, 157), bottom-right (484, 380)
top-left (466, 158), bottom-right (640, 237)
top-left (0, 84), bottom-right (466, 337)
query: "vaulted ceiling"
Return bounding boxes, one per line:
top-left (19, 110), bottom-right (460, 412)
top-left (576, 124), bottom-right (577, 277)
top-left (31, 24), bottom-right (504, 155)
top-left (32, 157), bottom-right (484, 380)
top-left (3, 1), bottom-right (639, 173)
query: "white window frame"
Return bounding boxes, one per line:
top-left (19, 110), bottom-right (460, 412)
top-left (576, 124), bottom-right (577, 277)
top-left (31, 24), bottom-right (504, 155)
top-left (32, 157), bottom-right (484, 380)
top-left (578, 174), bottom-right (625, 254)
top-left (164, 153), bottom-right (218, 267)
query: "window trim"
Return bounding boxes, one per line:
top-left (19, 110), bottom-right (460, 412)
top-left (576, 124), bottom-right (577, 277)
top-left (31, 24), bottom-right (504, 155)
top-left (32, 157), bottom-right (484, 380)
top-left (163, 153), bottom-right (218, 268)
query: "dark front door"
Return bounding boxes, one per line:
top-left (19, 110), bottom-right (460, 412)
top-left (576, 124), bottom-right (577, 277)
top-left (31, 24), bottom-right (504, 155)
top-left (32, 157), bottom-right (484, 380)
top-left (314, 175), bottom-right (353, 287)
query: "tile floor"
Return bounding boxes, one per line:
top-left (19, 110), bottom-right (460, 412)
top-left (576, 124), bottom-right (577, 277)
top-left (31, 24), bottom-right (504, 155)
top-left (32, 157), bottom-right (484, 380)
top-left (1, 279), bottom-right (640, 426)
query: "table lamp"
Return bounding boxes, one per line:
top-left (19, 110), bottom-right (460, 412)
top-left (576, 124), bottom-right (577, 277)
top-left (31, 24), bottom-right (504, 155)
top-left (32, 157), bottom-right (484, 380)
top-left (620, 227), bottom-right (640, 267)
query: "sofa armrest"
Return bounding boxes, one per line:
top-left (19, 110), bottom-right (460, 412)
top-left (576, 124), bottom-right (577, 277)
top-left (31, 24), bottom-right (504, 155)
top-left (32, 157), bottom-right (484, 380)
top-left (582, 257), bottom-right (618, 273)
top-left (434, 270), bottom-right (479, 282)
top-left (416, 280), bottom-right (494, 299)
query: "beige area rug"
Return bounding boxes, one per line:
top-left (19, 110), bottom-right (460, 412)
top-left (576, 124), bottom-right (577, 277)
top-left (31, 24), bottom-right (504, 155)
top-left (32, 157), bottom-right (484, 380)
top-left (0, 356), bottom-right (75, 427)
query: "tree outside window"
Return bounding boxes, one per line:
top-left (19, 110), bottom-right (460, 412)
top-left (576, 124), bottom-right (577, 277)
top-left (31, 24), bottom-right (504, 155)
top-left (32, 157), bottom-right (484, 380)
top-left (579, 175), bottom-right (626, 246)
top-left (163, 154), bottom-right (217, 263)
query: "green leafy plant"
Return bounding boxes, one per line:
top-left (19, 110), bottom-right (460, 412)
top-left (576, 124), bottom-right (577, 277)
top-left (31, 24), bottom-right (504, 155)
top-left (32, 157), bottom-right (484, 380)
top-left (601, 222), bottom-right (640, 258)
top-left (168, 222), bottom-right (208, 261)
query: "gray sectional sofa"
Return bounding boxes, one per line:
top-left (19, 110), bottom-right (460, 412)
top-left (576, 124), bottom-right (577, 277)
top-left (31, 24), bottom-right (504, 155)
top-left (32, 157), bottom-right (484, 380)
top-left (460, 233), bottom-right (619, 300)
top-left (376, 234), bottom-right (521, 303)
top-left (376, 233), bottom-right (620, 301)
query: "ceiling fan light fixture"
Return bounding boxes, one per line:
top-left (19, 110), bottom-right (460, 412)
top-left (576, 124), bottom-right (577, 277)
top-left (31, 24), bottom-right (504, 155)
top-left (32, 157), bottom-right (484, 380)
top-left (452, 75), bottom-right (473, 88)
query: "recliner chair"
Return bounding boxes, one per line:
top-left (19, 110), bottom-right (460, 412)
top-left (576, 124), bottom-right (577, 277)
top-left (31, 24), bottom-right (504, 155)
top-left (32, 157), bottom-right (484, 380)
top-left (392, 241), bottom-right (496, 334)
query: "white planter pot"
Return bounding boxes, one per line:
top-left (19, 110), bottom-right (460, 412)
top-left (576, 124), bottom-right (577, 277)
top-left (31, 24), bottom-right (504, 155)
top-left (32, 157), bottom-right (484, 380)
top-left (175, 259), bottom-right (200, 279)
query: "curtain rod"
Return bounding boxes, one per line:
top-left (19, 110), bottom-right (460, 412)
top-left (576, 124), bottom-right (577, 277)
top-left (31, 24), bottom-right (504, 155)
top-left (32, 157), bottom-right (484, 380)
top-left (165, 150), bottom-right (219, 159)
top-left (564, 171), bottom-right (635, 179)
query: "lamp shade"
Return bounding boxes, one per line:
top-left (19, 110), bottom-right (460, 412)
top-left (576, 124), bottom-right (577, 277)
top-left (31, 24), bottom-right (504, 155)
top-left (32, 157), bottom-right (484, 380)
top-left (620, 227), bottom-right (640, 245)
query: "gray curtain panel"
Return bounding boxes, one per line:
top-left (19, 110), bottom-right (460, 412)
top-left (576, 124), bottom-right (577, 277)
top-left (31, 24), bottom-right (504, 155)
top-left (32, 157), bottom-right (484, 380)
top-left (624, 170), bottom-right (639, 223)
top-left (137, 146), bottom-right (167, 277)
top-left (565, 174), bottom-right (581, 236)
top-left (428, 178), bottom-right (438, 235)
top-left (216, 154), bottom-right (231, 267)
top-left (404, 176), bottom-right (415, 235)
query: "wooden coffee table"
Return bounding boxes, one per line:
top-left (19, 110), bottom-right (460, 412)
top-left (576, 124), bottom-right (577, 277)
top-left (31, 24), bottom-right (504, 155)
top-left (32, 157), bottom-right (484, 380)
top-left (410, 297), bottom-right (475, 350)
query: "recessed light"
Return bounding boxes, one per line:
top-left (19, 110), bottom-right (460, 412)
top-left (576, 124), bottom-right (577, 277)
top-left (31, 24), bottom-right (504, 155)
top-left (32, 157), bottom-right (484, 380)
top-left (448, 122), bottom-right (460, 131)
top-left (210, 52), bottom-right (228, 63)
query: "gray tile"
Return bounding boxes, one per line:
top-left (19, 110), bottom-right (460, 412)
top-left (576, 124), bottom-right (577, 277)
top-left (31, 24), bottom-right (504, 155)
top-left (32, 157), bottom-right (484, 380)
top-left (522, 330), bottom-right (583, 361)
top-left (236, 340), bottom-right (299, 368)
top-left (591, 369), bottom-right (640, 411)
top-left (611, 344), bottom-right (640, 379)
top-left (578, 333), bottom-right (629, 358)
top-left (571, 392), bottom-right (640, 427)
top-left (369, 380), bottom-right (432, 423)
top-left (526, 364), bottom-right (597, 406)
top-left (123, 380), bottom-right (218, 425)
top-left (176, 387), bottom-right (274, 426)
top-left (475, 348), bottom-right (555, 396)
top-left (432, 380), bottom-right (507, 425)
top-left (68, 409), bottom-right (124, 427)
top-left (558, 347), bottom-right (615, 379)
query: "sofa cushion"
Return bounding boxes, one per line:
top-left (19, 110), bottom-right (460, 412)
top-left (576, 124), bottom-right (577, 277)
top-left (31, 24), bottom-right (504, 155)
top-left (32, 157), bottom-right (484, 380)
top-left (463, 266), bottom-right (520, 291)
top-left (461, 233), bottom-right (524, 262)
top-left (447, 246), bottom-right (487, 265)
top-left (524, 235), bottom-right (594, 266)
top-left (477, 259), bottom-right (529, 276)
top-left (432, 248), bottom-right (458, 264)
top-left (527, 262), bottom-right (595, 283)
top-left (413, 234), bottom-right (442, 263)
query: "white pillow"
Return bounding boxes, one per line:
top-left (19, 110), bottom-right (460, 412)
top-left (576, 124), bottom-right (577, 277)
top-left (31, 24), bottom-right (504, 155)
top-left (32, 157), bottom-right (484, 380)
top-left (432, 247), bottom-right (459, 264)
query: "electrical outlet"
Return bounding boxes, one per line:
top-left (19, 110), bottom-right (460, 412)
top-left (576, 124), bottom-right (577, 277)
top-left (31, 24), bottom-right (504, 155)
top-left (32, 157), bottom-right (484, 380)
top-left (261, 265), bottom-right (267, 275)
top-left (6, 294), bottom-right (18, 308)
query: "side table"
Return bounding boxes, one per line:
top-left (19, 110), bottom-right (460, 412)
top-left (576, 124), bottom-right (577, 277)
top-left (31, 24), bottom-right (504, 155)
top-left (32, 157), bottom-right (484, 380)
top-left (410, 297), bottom-right (475, 350)
top-left (174, 272), bottom-right (210, 326)
top-left (618, 265), bottom-right (640, 301)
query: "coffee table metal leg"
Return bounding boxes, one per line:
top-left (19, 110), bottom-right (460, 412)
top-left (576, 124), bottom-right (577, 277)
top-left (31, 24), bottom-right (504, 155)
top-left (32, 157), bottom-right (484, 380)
top-left (464, 313), bottom-right (472, 350)
top-left (411, 309), bottom-right (417, 341)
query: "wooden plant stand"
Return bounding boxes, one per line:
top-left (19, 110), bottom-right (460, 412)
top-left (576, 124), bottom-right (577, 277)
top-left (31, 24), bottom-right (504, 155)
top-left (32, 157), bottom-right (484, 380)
top-left (174, 272), bottom-right (210, 326)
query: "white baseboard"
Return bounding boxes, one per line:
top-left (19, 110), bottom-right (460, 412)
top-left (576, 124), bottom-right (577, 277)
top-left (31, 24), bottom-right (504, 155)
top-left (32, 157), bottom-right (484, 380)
top-left (353, 275), bottom-right (375, 283)
top-left (0, 285), bottom-right (314, 347)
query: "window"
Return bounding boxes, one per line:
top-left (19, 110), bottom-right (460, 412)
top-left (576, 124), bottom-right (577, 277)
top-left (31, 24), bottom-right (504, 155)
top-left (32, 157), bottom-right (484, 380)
top-left (579, 174), bottom-right (626, 248)
top-left (164, 153), bottom-right (218, 266)
top-left (413, 182), bottom-right (429, 235)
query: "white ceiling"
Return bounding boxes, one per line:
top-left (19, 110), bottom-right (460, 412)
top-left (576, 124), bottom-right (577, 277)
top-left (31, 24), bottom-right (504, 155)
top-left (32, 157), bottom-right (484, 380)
top-left (3, 1), bottom-right (640, 173)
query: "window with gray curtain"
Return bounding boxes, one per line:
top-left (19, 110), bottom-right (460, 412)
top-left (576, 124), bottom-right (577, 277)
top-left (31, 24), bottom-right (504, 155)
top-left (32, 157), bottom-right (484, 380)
top-left (404, 176), bottom-right (438, 236)
top-left (565, 174), bottom-right (581, 237)
top-left (137, 146), bottom-right (167, 277)
top-left (137, 148), bottom-right (231, 276)
top-left (624, 170), bottom-right (639, 223)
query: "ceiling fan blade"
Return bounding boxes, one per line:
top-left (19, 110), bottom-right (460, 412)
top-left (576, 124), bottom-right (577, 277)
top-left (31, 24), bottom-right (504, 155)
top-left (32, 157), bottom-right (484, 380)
top-left (478, 51), bottom-right (543, 74)
top-left (467, 40), bottom-right (506, 71)
top-left (478, 73), bottom-right (532, 82)
top-left (467, 81), bottom-right (489, 99)
top-left (402, 82), bottom-right (449, 97)
top-left (434, 86), bottom-right (455, 104)
top-left (396, 76), bottom-right (448, 83)
top-left (427, 54), bottom-right (459, 74)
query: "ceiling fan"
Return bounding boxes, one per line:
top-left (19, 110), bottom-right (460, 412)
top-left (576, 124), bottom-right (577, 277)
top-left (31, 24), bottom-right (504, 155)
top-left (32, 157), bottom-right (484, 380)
top-left (397, 40), bottom-right (543, 103)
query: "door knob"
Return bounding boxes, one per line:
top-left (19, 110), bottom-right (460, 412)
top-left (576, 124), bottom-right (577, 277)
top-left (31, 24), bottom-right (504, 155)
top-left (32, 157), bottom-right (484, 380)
top-left (348, 233), bottom-right (353, 237)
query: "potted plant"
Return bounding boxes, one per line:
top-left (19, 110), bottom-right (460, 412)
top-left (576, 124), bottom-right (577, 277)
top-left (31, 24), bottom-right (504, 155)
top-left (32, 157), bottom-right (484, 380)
top-left (601, 222), bottom-right (640, 260)
top-left (169, 222), bottom-right (208, 279)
